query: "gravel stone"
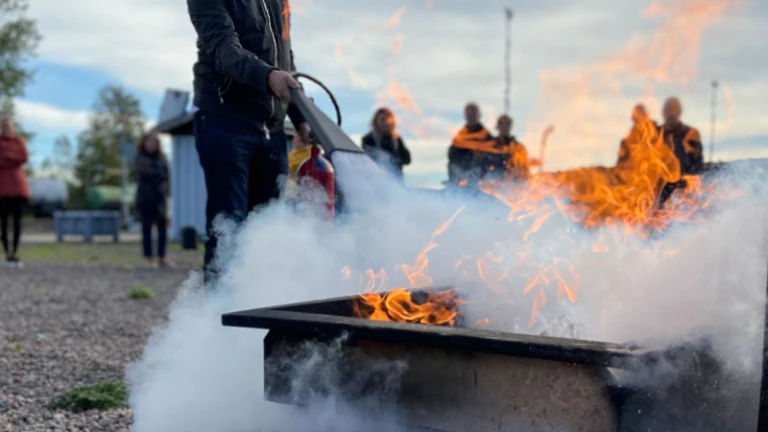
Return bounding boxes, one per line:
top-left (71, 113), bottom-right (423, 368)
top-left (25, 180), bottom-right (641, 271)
top-left (0, 262), bottom-right (194, 431)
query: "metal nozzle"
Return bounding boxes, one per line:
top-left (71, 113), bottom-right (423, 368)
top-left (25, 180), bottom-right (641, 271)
top-left (289, 87), bottom-right (365, 160)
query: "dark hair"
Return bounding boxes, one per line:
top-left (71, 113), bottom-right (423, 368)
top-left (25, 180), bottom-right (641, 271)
top-left (465, 102), bottom-right (480, 112)
top-left (497, 114), bottom-right (513, 127)
top-left (371, 107), bottom-right (395, 132)
top-left (136, 132), bottom-right (165, 159)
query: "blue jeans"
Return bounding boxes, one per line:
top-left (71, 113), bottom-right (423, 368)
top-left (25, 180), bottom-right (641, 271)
top-left (193, 110), bottom-right (288, 284)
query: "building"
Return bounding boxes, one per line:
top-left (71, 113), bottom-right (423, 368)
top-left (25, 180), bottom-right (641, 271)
top-left (153, 110), bottom-right (296, 240)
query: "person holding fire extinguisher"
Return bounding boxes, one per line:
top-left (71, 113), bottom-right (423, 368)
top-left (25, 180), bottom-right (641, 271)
top-left (187, 0), bottom-right (313, 286)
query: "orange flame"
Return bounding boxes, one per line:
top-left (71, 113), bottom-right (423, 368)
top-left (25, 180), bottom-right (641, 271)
top-left (351, 208), bottom-right (464, 325)
top-left (354, 288), bottom-right (463, 326)
top-left (350, 0), bottom-right (739, 330)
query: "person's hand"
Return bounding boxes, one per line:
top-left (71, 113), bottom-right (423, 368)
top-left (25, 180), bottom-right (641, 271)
top-left (297, 122), bottom-right (311, 145)
top-left (268, 69), bottom-right (301, 102)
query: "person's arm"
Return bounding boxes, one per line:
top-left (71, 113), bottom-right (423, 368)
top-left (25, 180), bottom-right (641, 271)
top-left (398, 138), bottom-right (411, 166)
top-left (160, 158), bottom-right (170, 182)
top-left (187, 0), bottom-right (275, 90)
top-left (286, 50), bottom-right (307, 128)
top-left (685, 128), bottom-right (704, 172)
top-left (617, 140), bottom-right (630, 166)
top-left (0, 137), bottom-right (29, 169)
top-left (517, 144), bottom-right (530, 179)
top-left (361, 134), bottom-right (374, 154)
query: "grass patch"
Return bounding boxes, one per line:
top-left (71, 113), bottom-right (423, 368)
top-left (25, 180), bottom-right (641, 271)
top-left (52, 381), bottom-right (128, 413)
top-left (21, 242), bottom-right (202, 266)
top-left (128, 284), bottom-right (155, 300)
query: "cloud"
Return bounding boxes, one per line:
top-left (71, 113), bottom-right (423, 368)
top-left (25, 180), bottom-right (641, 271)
top-left (26, 0), bottom-right (768, 182)
top-left (15, 100), bottom-right (90, 132)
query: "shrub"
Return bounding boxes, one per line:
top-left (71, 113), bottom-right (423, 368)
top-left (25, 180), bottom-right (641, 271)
top-left (128, 284), bottom-right (155, 300)
top-left (52, 381), bottom-right (128, 413)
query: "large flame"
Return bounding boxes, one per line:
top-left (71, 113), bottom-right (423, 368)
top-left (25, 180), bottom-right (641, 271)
top-left (345, 0), bottom-right (739, 328)
top-left (351, 209), bottom-right (465, 326)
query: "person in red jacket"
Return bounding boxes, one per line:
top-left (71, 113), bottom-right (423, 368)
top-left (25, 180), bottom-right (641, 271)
top-left (0, 117), bottom-right (30, 267)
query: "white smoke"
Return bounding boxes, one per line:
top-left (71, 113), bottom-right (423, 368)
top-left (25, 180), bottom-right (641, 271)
top-left (128, 154), bottom-right (768, 432)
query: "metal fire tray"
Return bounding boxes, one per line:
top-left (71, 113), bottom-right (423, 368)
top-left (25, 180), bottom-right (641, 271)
top-left (221, 291), bottom-right (640, 368)
top-left (222, 290), bottom-right (764, 432)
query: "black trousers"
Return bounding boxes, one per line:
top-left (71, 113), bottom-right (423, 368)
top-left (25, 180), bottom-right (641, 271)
top-left (193, 110), bottom-right (288, 285)
top-left (142, 217), bottom-right (167, 259)
top-left (0, 197), bottom-right (25, 257)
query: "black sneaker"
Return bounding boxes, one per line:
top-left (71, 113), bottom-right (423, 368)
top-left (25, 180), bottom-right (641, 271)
top-left (8, 256), bottom-right (22, 268)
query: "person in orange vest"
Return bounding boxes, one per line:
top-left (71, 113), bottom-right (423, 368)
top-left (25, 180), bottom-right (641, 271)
top-left (657, 97), bottom-right (704, 207)
top-left (496, 115), bottom-right (529, 180)
top-left (447, 102), bottom-right (494, 187)
top-left (661, 97), bottom-right (703, 175)
top-left (473, 114), bottom-right (529, 181)
top-left (616, 103), bottom-right (659, 169)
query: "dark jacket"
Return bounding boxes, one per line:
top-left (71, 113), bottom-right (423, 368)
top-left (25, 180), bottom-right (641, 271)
top-left (187, 0), bottom-right (304, 130)
top-left (134, 153), bottom-right (169, 221)
top-left (447, 124), bottom-right (494, 185)
top-left (361, 132), bottom-right (411, 178)
top-left (662, 122), bottom-right (703, 175)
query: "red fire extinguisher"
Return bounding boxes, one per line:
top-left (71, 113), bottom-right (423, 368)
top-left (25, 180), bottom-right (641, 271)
top-left (296, 144), bottom-right (335, 220)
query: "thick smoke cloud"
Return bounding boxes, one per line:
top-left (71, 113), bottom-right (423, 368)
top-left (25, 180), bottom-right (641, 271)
top-left (128, 156), bottom-right (768, 432)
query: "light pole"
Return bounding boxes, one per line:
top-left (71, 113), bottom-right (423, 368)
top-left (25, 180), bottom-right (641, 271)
top-left (118, 137), bottom-right (135, 229)
top-left (504, 8), bottom-right (513, 115)
top-left (709, 80), bottom-right (718, 163)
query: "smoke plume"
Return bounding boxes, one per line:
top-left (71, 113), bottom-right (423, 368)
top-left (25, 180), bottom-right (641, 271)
top-left (128, 155), bottom-right (768, 431)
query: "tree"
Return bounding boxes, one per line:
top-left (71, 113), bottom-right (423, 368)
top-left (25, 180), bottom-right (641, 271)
top-left (73, 85), bottom-right (145, 190)
top-left (53, 134), bottom-right (73, 168)
top-left (0, 0), bottom-right (41, 175)
top-left (0, 0), bottom-right (41, 100)
top-left (36, 135), bottom-right (73, 180)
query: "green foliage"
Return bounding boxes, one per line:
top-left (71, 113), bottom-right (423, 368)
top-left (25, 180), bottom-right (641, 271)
top-left (39, 135), bottom-right (74, 181)
top-left (0, 0), bottom-right (40, 160)
top-left (52, 381), bottom-right (128, 413)
top-left (0, 0), bottom-right (41, 99)
top-left (73, 86), bottom-right (145, 191)
top-left (128, 284), bottom-right (155, 300)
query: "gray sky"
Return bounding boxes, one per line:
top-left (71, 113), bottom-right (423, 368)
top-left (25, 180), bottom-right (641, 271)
top-left (21, 0), bottom-right (768, 187)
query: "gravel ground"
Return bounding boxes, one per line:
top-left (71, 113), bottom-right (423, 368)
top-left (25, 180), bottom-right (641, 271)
top-left (0, 261), bottom-right (197, 431)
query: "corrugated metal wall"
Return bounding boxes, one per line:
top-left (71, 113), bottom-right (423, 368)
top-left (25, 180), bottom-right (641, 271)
top-left (171, 135), bottom-right (207, 240)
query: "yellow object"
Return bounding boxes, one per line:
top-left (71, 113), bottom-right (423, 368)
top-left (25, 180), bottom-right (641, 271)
top-left (288, 145), bottom-right (312, 177)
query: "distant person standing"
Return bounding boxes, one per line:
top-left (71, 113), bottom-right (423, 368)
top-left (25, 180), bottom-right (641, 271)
top-left (134, 132), bottom-right (171, 268)
top-left (657, 97), bottom-right (704, 206)
top-left (0, 118), bottom-right (29, 267)
top-left (661, 97), bottom-right (703, 175)
top-left (616, 104), bottom-right (656, 169)
top-left (448, 103), bottom-right (494, 187)
top-left (495, 115), bottom-right (529, 180)
top-left (361, 108), bottom-right (411, 181)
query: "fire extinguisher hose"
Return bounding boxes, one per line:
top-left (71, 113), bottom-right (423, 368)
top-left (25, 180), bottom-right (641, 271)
top-left (289, 73), bottom-right (366, 160)
top-left (291, 72), bottom-right (342, 127)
